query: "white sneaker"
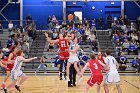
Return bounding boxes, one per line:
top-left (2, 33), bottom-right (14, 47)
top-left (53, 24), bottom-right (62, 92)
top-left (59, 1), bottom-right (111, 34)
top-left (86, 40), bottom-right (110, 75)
top-left (66, 76), bottom-right (70, 81)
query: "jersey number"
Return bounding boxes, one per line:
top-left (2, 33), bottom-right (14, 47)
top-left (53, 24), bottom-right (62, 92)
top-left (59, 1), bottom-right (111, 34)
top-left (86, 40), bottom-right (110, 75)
top-left (93, 63), bottom-right (98, 70)
top-left (61, 43), bottom-right (66, 47)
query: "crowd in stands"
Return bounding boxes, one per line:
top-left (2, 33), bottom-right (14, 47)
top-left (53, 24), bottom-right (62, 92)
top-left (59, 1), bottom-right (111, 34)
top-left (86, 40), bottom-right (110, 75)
top-left (0, 14), bottom-right (37, 74)
top-left (47, 14), bottom-right (97, 52)
top-left (110, 15), bottom-right (140, 71)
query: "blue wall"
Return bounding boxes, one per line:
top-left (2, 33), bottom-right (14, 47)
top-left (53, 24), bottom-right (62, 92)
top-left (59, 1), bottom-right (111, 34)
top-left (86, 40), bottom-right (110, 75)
top-left (0, 0), bottom-right (20, 28)
top-left (0, 0), bottom-right (140, 29)
top-left (23, 0), bottom-right (63, 29)
top-left (124, 1), bottom-right (140, 20)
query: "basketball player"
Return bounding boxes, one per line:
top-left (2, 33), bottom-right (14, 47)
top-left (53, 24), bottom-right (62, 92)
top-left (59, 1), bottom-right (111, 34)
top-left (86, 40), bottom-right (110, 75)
top-left (104, 49), bottom-right (122, 93)
top-left (45, 32), bottom-right (74, 80)
top-left (80, 53), bottom-right (106, 93)
top-left (1, 45), bottom-right (18, 88)
top-left (3, 50), bottom-right (37, 93)
top-left (66, 38), bottom-right (80, 81)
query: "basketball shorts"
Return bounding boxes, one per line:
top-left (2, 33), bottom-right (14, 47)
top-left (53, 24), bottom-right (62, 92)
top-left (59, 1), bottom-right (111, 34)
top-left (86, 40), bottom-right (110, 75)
top-left (87, 74), bottom-right (103, 87)
top-left (59, 51), bottom-right (69, 60)
top-left (6, 64), bottom-right (14, 72)
top-left (11, 70), bottom-right (25, 80)
top-left (68, 55), bottom-right (79, 64)
top-left (105, 72), bottom-right (120, 85)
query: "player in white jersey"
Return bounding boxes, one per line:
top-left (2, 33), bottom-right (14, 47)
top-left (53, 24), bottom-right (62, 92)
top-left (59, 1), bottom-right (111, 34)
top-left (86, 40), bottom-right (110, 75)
top-left (3, 50), bottom-right (37, 93)
top-left (104, 49), bottom-right (122, 93)
top-left (66, 38), bottom-right (80, 81)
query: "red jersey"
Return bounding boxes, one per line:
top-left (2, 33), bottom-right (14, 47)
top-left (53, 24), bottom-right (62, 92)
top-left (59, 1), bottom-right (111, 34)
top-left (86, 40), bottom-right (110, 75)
top-left (7, 52), bottom-right (16, 70)
top-left (89, 59), bottom-right (102, 75)
top-left (58, 38), bottom-right (68, 51)
top-left (97, 56), bottom-right (105, 64)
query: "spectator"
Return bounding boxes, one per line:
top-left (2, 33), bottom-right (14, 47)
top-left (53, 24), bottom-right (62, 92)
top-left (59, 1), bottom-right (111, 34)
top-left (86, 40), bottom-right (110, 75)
top-left (122, 39), bottom-right (130, 51)
top-left (48, 15), bottom-right (52, 23)
top-left (79, 57), bottom-right (85, 71)
top-left (131, 56), bottom-right (139, 68)
top-left (123, 15), bottom-right (129, 26)
top-left (52, 15), bottom-right (57, 26)
top-left (107, 13), bottom-right (112, 29)
top-left (82, 52), bottom-right (88, 62)
top-left (91, 19), bottom-right (96, 28)
top-left (21, 41), bottom-right (29, 57)
top-left (128, 43), bottom-right (138, 55)
top-left (0, 23), bottom-right (3, 33)
top-left (7, 36), bottom-right (14, 48)
top-left (54, 55), bottom-right (60, 67)
top-left (8, 21), bottom-right (13, 33)
top-left (88, 32), bottom-right (96, 43)
top-left (23, 32), bottom-right (30, 42)
top-left (48, 42), bottom-right (54, 52)
top-left (119, 52), bottom-right (127, 71)
top-left (2, 45), bottom-right (9, 56)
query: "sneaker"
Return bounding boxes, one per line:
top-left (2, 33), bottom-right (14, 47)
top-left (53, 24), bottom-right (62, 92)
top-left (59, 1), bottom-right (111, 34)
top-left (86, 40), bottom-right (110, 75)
top-left (60, 77), bottom-right (63, 80)
top-left (35, 72), bottom-right (37, 76)
top-left (66, 76), bottom-right (70, 81)
top-left (3, 89), bottom-right (7, 93)
top-left (1, 83), bottom-right (5, 89)
top-left (73, 84), bottom-right (76, 87)
top-left (15, 85), bottom-right (21, 92)
top-left (68, 85), bottom-right (73, 87)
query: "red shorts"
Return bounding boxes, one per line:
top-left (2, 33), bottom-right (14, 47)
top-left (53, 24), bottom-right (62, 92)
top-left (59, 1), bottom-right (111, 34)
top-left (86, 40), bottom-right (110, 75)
top-left (59, 51), bottom-right (69, 60)
top-left (87, 74), bottom-right (103, 87)
top-left (6, 64), bottom-right (14, 72)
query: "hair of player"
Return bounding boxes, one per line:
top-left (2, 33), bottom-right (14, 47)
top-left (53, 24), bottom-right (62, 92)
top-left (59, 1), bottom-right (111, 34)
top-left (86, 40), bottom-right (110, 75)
top-left (11, 45), bottom-right (17, 52)
top-left (89, 53), bottom-right (96, 59)
top-left (16, 50), bottom-right (23, 56)
top-left (105, 49), bottom-right (111, 55)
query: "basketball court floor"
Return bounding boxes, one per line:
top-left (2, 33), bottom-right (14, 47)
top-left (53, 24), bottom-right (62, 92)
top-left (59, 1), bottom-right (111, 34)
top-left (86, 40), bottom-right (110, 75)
top-left (0, 73), bottom-right (140, 93)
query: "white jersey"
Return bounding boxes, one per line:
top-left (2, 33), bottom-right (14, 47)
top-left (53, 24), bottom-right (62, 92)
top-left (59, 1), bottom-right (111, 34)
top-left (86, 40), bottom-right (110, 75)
top-left (69, 41), bottom-right (78, 56)
top-left (12, 56), bottom-right (23, 71)
top-left (105, 55), bottom-right (118, 73)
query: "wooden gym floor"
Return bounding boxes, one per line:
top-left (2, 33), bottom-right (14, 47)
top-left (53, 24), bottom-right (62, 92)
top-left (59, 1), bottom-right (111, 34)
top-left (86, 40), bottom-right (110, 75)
top-left (0, 73), bottom-right (140, 93)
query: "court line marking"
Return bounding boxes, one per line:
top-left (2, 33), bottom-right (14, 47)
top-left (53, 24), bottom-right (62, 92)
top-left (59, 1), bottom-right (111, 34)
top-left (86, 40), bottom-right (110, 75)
top-left (124, 80), bottom-right (139, 90)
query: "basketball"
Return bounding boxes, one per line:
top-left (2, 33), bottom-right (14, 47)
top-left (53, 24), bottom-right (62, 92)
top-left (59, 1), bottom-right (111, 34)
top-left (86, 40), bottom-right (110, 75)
top-left (68, 14), bottom-right (73, 21)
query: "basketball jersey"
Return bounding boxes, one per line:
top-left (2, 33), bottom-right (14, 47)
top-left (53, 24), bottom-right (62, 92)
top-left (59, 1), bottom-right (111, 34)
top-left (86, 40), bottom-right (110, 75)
top-left (89, 59), bottom-right (102, 75)
top-left (58, 38), bottom-right (68, 51)
top-left (12, 56), bottom-right (23, 71)
top-left (69, 41), bottom-right (76, 50)
top-left (7, 52), bottom-right (16, 68)
top-left (105, 56), bottom-right (118, 73)
top-left (97, 56), bottom-right (105, 64)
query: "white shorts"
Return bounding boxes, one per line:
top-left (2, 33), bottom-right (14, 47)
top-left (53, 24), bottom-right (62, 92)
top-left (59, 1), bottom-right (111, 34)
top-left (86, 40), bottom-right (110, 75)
top-left (105, 72), bottom-right (120, 85)
top-left (11, 70), bottom-right (25, 80)
top-left (68, 55), bottom-right (79, 64)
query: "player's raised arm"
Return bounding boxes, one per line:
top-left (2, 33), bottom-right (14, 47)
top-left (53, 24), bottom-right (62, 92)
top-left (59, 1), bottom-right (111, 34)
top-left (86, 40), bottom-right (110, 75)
top-left (45, 32), bottom-right (59, 43)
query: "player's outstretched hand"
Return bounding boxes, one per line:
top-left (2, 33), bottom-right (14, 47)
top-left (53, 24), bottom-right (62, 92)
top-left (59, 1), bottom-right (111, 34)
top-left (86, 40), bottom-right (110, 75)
top-left (33, 57), bottom-right (38, 60)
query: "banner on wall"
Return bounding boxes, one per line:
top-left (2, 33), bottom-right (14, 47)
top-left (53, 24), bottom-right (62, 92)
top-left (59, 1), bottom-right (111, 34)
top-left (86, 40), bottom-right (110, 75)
top-left (74, 11), bottom-right (82, 23)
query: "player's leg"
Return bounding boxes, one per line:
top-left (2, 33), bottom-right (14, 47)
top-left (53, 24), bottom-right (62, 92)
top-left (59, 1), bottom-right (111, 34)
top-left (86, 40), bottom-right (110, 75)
top-left (84, 84), bottom-right (90, 93)
top-left (1, 70), bottom-right (11, 88)
top-left (59, 60), bottom-right (64, 80)
top-left (66, 62), bottom-right (71, 81)
top-left (73, 62), bottom-right (80, 75)
top-left (104, 83), bottom-right (109, 93)
top-left (116, 84), bottom-right (122, 93)
top-left (15, 73), bottom-right (27, 92)
top-left (104, 74), bottom-right (113, 93)
top-left (114, 73), bottom-right (122, 93)
top-left (96, 84), bottom-right (101, 93)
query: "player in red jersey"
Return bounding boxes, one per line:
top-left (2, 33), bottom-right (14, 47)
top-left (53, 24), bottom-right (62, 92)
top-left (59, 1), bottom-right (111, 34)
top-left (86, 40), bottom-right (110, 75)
top-left (80, 53), bottom-right (107, 93)
top-left (1, 45), bottom-right (18, 88)
top-left (97, 52), bottom-right (108, 71)
top-left (45, 32), bottom-right (74, 80)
